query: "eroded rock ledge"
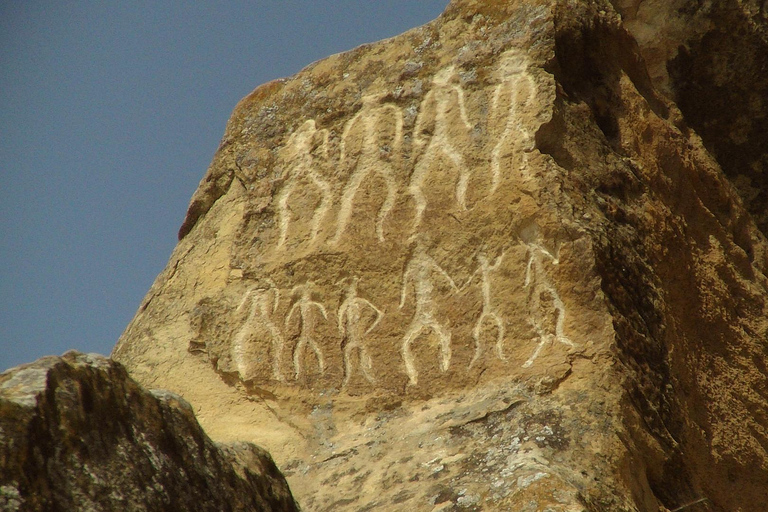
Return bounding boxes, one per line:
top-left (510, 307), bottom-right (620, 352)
top-left (0, 351), bottom-right (299, 512)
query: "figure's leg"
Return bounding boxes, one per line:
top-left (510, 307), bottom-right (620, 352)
top-left (522, 335), bottom-right (549, 368)
top-left (310, 176), bottom-right (332, 244)
top-left (431, 320), bottom-right (452, 372)
top-left (491, 312), bottom-right (506, 361)
top-left (375, 168), bottom-right (397, 242)
top-left (332, 168), bottom-right (369, 245)
top-left (310, 337), bottom-right (325, 373)
top-left (408, 152), bottom-right (432, 234)
top-left (448, 149), bottom-right (469, 210)
top-left (401, 323), bottom-right (424, 385)
top-left (268, 324), bottom-right (285, 382)
top-left (276, 184), bottom-right (294, 248)
top-left (343, 341), bottom-right (354, 388)
top-left (293, 336), bottom-right (305, 380)
top-left (469, 313), bottom-right (486, 369)
top-left (360, 347), bottom-right (375, 383)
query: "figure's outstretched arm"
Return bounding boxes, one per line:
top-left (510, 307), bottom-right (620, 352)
top-left (435, 263), bottom-right (460, 293)
top-left (362, 299), bottom-right (384, 335)
top-left (237, 289), bottom-right (254, 312)
top-left (315, 302), bottom-right (329, 320)
top-left (285, 302), bottom-right (299, 328)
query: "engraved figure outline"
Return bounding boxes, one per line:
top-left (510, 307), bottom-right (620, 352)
top-left (275, 120), bottom-right (332, 248)
top-left (285, 283), bottom-right (328, 379)
top-left (408, 66), bottom-right (474, 234)
top-left (337, 277), bottom-right (384, 387)
top-left (331, 94), bottom-right (403, 244)
top-left (520, 233), bottom-right (575, 368)
top-left (490, 49), bottom-right (538, 192)
top-left (232, 279), bottom-right (285, 382)
top-left (463, 250), bottom-right (506, 367)
top-left (399, 240), bottom-right (460, 385)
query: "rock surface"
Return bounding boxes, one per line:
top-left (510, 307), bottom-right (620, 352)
top-left (0, 351), bottom-right (299, 512)
top-left (113, 0), bottom-right (768, 510)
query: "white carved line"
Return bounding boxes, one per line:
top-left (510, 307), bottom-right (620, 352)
top-left (408, 66), bottom-right (474, 234)
top-left (332, 96), bottom-right (403, 245)
top-left (463, 251), bottom-right (507, 367)
top-left (399, 242), bottom-right (459, 385)
top-left (337, 277), bottom-right (383, 387)
top-left (521, 243), bottom-right (575, 368)
top-left (285, 283), bottom-right (328, 379)
top-left (276, 120), bottom-right (332, 248)
top-left (233, 280), bottom-right (285, 382)
top-left (491, 50), bottom-right (538, 192)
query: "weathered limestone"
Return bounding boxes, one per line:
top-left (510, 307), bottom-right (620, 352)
top-left (0, 352), bottom-right (299, 512)
top-left (114, 0), bottom-right (768, 510)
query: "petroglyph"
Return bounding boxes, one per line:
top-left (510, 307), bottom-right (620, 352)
top-left (285, 283), bottom-right (329, 379)
top-left (490, 49), bottom-right (538, 190)
top-left (332, 95), bottom-right (402, 244)
top-left (275, 120), bottom-right (332, 248)
top-left (464, 251), bottom-right (506, 367)
top-left (399, 240), bottom-right (460, 385)
top-left (408, 66), bottom-right (474, 233)
top-left (232, 280), bottom-right (285, 382)
top-left (520, 230), bottom-right (574, 368)
top-left (337, 277), bottom-right (384, 387)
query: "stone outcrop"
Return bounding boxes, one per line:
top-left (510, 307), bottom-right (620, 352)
top-left (113, 0), bottom-right (768, 510)
top-left (0, 351), bottom-right (299, 512)
top-left (612, 0), bottom-right (768, 236)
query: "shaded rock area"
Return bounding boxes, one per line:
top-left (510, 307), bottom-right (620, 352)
top-left (111, 0), bottom-right (768, 510)
top-left (612, 0), bottom-right (768, 237)
top-left (0, 351), bottom-right (299, 512)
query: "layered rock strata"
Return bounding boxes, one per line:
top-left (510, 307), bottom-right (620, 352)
top-left (0, 351), bottom-right (299, 512)
top-left (114, 0), bottom-right (768, 510)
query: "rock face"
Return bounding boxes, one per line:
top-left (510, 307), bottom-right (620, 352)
top-left (612, 0), bottom-right (768, 235)
top-left (114, 0), bottom-right (768, 510)
top-left (0, 351), bottom-right (299, 512)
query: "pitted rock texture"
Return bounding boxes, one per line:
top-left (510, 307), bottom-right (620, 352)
top-left (0, 351), bottom-right (299, 512)
top-left (114, 0), bottom-right (768, 510)
top-left (611, 0), bottom-right (768, 236)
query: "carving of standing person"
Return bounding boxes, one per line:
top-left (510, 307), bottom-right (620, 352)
top-left (285, 284), bottom-right (328, 380)
top-left (275, 120), bottom-right (332, 248)
top-left (407, 66), bottom-right (474, 234)
top-left (463, 251), bottom-right (506, 367)
top-left (337, 277), bottom-right (383, 387)
top-left (399, 240), bottom-right (460, 385)
top-left (332, 94), bottom-right (402, 244)
top-left (489, 49), bottom-right (538, 192)
top-left (232, 280), bottom-right (285, 382)
top-left (520, 228), bottom-right (574, 368)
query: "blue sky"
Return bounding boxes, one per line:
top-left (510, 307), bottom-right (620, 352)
top-left (0, 1), bottom-right (449, 371)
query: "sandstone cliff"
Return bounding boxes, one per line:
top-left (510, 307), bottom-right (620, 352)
top-left (113, 0), bottom-right (768, 510)
top-left (0, 351), bottom-right (299, 511)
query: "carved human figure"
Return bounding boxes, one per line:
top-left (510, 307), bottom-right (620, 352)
top-left (490, 49), bottom-right (538, 191)
top-left (399, 240), bottom-right (460, 385)
top-left (337, 277), bottom-right (384, 387)
top-left (275, 120), bottom-right (332, 248)
top-left (408, 66), bottom-right (474, 233)
top-left (285, 283), bottom-right (328, 379)
top-left (331, 94), bottom-right (402, 244)
top-left (520, 232), bottom-right (574, 368)
top-left (232, 280), bottom-right (285, 382)
top-left (464, 251), bottom-right (506, 367)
